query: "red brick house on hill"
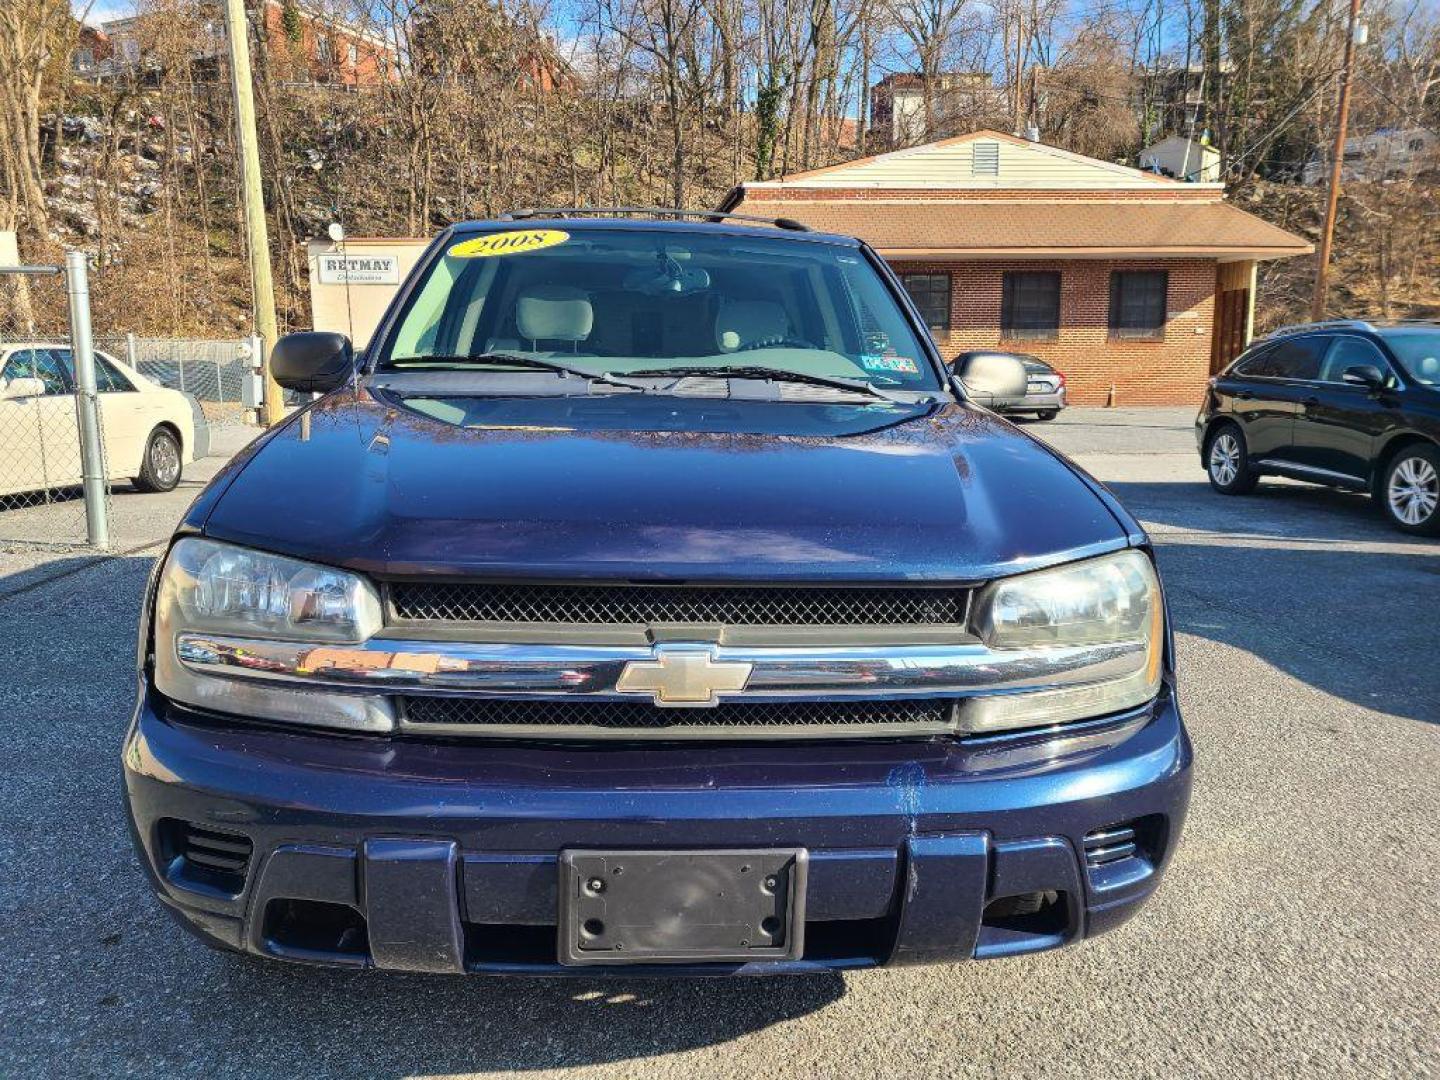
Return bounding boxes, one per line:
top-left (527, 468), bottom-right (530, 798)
top-left (82, 1), bottom-right (397, 88)
top-left (719, 130), bottom-right (1313, 406)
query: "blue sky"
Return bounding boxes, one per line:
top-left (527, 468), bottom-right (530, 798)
top-left (74, 0), bottom-right (135, 24)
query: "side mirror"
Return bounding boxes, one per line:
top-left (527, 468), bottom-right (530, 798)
top-left (270, 332), bottom-right (355, 393)
top-left (0, 377), bottom-right (48, 400)
top-left (952, 352), bottom-right (1028, 408)
top-left (1341, 364), bottom-right (1385, 390)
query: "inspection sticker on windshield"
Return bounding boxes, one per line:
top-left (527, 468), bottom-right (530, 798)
top-left (860, 353), bottom-right (919, 375)
top-left (448, 229), bottom-right (569, 258)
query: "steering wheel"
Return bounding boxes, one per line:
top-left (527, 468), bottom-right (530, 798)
top-left (738, 335), bottom-right (819, 352)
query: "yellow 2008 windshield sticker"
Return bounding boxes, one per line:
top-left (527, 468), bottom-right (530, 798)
top-left (448, 229), bottom-right (569, 258)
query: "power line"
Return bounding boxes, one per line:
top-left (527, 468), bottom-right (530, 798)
top-left (1354, 74), bottom-right (1439, 132)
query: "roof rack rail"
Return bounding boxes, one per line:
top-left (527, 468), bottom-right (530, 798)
top-left (497, 207), bottom-right (812, 232)
top-left (1265, 319), bottom-right (1376, 339)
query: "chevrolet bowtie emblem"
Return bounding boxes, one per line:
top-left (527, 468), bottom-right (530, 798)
top-left (615, 648), bottom-right (753, 707)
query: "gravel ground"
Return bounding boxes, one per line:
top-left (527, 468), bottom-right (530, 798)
top-left (1, 408), bottom-right (1437, 1079)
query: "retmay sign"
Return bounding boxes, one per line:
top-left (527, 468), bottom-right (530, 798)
top-left (317, 254), bottom-right (400, 285)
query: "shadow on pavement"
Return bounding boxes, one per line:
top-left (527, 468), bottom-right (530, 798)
top-left (1107, 481), bottom-right (1439, 726)
top-left (0, 553), bottom-right (116, 600)
top-left (180, 957), bottom-right (846, 1075)
top-left (1103, 476), bottom-right (1405, 542)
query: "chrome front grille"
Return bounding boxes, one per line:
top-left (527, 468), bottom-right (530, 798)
top-left (388, 581), bottom-right (971, 627)
top-left (401, 696), bottom-right (956, 737)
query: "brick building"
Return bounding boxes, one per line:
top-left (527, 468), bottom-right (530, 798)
top-left (719, 130), bottom-right (1312, 405)
top-left (870, 72), bottom-right (996, 147)
top-left (84, 1), bottom-right (397, 88)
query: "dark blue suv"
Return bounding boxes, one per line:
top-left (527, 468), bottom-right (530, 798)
top-left (1197, 320), bottom-right (1440, 534)
top-left (124, 211), bottom-right (1191, 974)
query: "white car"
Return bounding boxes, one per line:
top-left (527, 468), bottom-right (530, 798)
top-left (0, 343), bottom-right (208, 499)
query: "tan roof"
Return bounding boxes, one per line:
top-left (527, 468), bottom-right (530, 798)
top-left (756, 129), bottom-right (1192, 189)
top-left (738, 199), bottom-right (1313, 260)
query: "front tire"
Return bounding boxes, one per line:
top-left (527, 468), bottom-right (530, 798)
top-left (134, 427), bottom-right (183, 493)
top-left (1380, 445), bottom-right (1440, 535)
top-left (1206, 424), bottom-right (1259, 495)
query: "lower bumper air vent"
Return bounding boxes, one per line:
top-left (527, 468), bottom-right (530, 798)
top-left (1082, 817), bottom-right (1165, 891)
top-left (1083, 825), bottom-right (1138, 868)
top-left (159, 819), bottom-right (253, 896)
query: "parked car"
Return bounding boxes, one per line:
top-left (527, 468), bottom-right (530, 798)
top-left (1196, 319), bottom-right (1440, 535)
top-left (124, 211), bottom-right (1191, 975)
top-left (954, 351), bottom-right (1066, 420)
top-left (0, 343), bottom-right (208, 499)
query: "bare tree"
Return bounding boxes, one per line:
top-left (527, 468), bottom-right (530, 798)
top-left (887, 0), bottom-right (968, 139)
top-left (0, 0), bottom-right (83, 237)
top-left (603, 0), bottom-right (711, 206)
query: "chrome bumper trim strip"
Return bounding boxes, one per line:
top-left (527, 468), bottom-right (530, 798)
top-left (174, 634), bottom-right (1147, 702)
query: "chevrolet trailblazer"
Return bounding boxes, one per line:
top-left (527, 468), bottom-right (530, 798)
top-left (123, 210), bottom-right (1191, 974)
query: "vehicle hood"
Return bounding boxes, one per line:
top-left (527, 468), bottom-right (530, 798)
top-left (200, 384), bottom-right (1131, 581)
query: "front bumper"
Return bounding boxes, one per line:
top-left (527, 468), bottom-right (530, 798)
top-left (123, 683), bottom-right (1191, 975)
top-left (1000, 390), bottom-right (1065, 413)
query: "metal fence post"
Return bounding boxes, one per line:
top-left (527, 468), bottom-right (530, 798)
top-left (249, 333), bottom-right (264, 419)
top-left (64, 251), bottom-right (110, 550)
top-left (126, 330), bottom-right (138, 369)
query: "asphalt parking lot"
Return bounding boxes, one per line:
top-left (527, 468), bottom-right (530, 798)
top-left (1, 407), bottom-right (1436, 1079)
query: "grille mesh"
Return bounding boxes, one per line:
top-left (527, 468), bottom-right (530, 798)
top-left (402, 697), bottom-right (954, 731)
top-left (389, 582), bottom-right (969, 627)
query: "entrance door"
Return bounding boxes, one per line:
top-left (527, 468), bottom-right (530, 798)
top-left (1212, 287), bottom-right (1250, 373)
top-left (1211, 261), bottom-right (1255, 375)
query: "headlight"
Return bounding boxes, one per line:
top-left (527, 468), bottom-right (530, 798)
top-left (163, 537), bottom-right (381, 642)
top-left (152, 538), bottom-right (392, 731)
top-left (962, 549), bottom-right (1164, 733)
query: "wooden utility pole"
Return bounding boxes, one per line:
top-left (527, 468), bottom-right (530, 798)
top-left (1312, 0), bottom-right (1363, 321)
top-left (222, 0), bottom-right (283, 425)
top-left (1012, 4), bottom-right (1025, 133)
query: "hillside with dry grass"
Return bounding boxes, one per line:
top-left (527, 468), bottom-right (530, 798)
top-left (1243, 179), bottom-right (1440, 331)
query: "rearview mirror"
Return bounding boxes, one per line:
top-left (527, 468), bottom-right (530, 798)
top-left (0, 377), bottom-right (47, 400)
top-left (1341, 364), bottom-right (1385, 390)
top-left (270, 332), bottom-right (355, 393)
top-left (952, 352), bottom-right (1028, 408)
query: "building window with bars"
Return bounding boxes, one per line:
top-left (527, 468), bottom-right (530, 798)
top-left (900, 273), bottom-right (952, 332)
top-left (1001, 271), bottom-right (1060, 341)
top-left (1109, 270), bottom-right (1169, 340)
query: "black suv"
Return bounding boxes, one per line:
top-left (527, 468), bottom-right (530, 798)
top-left (1196, 320), bottom-right (1440, 535)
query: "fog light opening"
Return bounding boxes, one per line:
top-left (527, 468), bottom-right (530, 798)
top-left (262, 898), bottom-right (370, 962)
top-left (981, 890), bottom-right (1067, 937)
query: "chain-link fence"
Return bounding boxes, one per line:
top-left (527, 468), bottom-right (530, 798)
top-left (0, 257), bottom-right (112, 550)
top-left (96, 335), bottom-right (258, 433)
top-left (2, 251), bottom-right (267, 551)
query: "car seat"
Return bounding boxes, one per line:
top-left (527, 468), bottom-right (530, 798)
top-left (513, 285), bottom-right (594, 353)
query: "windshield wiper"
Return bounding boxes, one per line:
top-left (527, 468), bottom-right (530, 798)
top-left (388, 353), bottom-right (645, 391)
top-left (626, 364), bottom-right (899, 401)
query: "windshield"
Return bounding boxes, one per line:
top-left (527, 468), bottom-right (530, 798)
top-left (377, 227), bottom-right (941, 390)
top-left (1382, 329), bottom-right (1440, 386)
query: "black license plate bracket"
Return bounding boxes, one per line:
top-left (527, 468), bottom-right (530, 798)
top-left (558, 849), bottom-right (807, 965)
